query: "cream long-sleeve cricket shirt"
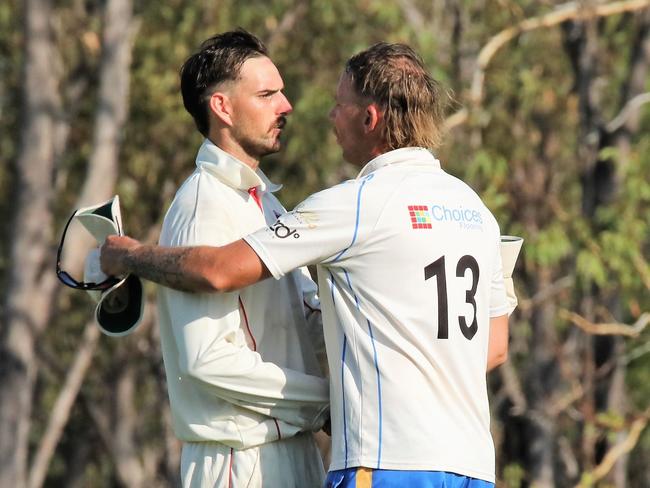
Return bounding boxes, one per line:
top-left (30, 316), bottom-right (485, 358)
top-left (157, 139), bottom-right (329, 449)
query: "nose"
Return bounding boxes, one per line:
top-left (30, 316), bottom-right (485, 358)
top-left (279, 92), bottom-right (293, 115)
top-left (328, 105), bottom-right (336, 121)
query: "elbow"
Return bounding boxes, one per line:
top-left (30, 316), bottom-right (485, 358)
top-left (180, 247), bottom-right (232, 293)
top-left (488, 347), bottom-right (509, 371)
top-left (190, 260), bottom-right (231, 293)
top-left (203, 272), bottom-right (237, 293)
top-left (199, 255), bottom-right (239, 293)
top-left (496, 340), bottom-right (509, 366)
top-left (494, 349), bottom-right (509, 368)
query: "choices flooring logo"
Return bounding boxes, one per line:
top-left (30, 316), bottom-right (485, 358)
top-left (408, 205), bottom-right (432, 229)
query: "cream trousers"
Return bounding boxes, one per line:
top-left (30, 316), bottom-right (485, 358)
top-left (181, 432), bottom-right (325, 488)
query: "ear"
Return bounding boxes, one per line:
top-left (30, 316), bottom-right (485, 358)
top-left (363, 104), bottom-right (382, 134)
top-left (208, 92), bottom-right (233, 127)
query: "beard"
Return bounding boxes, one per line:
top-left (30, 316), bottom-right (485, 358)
top-left (235, 115), bottom-right (287, 159)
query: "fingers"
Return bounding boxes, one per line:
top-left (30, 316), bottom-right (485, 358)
top-left (100, 235), bottom-right (141, 277)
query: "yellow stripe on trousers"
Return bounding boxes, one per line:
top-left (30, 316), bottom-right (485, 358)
top-left (355, 467), bottom-right (373, 488)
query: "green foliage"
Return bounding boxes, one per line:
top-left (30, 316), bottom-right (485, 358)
top-left (502, 463), bottom-right (526, 488)
top-left (576, 247), bottom-right (608, 289)
top-left (3, 0), bottom-right (650, 486)
top-left (527, 223), bottom-right (574, 268)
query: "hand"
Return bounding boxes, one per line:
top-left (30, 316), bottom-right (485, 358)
top-left (100, 235), bottom-right (141, 277)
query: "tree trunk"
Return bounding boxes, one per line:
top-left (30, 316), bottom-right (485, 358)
top-left (27, 323), bottom-right (100, 488)
top-left (564, 10), bottom-right (650, 486)
top-left (60, 0), bottom-right (138, 275)
top-left (0, 0), bottom-right (59, 485)
top-left (26, 0), bottom-right (138, 485)
top-left (603, 13), bottom-right (650, 487)
top-left (112, 364), bottom-right (145, 488)
top-left (525, 267), bottom-right (559, 488)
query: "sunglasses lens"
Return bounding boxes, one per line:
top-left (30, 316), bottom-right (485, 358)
top-left (58, 271), bottom-right (119, 291)
top-left (57, 270), bottom-right (80, 288)
top-left (96, 277), bottom-right (120, 290)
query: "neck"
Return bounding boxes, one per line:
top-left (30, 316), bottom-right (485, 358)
top-left (358, 144), bottom-right (388, 166)
top-left (208, 132), bottom-right (260, 171)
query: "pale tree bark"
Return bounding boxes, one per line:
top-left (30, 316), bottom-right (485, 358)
top-left (27, 322), bottom-right (100, 488)
top-left (112, 363), bottom-right (146, 488)
top-left (80, 318), bottom-right (156, 487)
top-left (0, 1), bottom-right (60, 485)
top-left (59, 0), bottom-right (139, 278)
top-left (2, 0), bottom-right (138, 485)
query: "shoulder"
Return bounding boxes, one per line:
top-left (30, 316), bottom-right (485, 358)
top-left (160, 169), bottom-right (239, 246)
top-left (295, 173), bottom-right (384, 211)
top-left (293, 178), bottom-right (359, 212)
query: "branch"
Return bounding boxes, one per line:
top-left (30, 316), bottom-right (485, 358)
top-left (560, 309), bottom-right (650, 337)
top-left (549, 382), bottom-right (585, 416)
top-left (265, 2), bottom-right (308, 53)
top-left (518, 275), bottom-right (574, 312)
top-left (60, 0), bottom-right (140, 278)
top-left (623, 339), bottom-right (650, 364)
top-left (397, 0), bottom-right (427, 30)
top-left (443, 107), bottom-right (469, 133)
top-left (606, 91), bottom-right (650, 132)
top-left (632, 251), bottom-right (650, 291)
top-left (576, 409), bottom-right (650, 487)
top-left (499, 359), bottom-right (528, 415)
top-left (28, 322), bottom-right (100, 488)
top-left (444, 0), bottom-right (650, 131)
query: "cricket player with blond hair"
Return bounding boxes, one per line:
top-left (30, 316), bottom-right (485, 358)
top-left (102, 41), bottom-right (521, 488)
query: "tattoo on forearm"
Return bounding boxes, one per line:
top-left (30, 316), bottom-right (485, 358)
top-left (126, 247), bottom-right (198, 292)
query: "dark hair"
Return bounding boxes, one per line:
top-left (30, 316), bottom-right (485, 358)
top-left (180, 29), bottom-right (268, 137)
top-left (345, 42), bottom-right (448, 150)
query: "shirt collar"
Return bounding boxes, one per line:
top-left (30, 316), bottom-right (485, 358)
top-left (356, 147), bottom-right (441, 179)
top-left (195, 139), bottom-right (282, 192)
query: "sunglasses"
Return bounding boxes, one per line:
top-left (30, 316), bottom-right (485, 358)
top-left (56, 210), bottom-right (120, 291)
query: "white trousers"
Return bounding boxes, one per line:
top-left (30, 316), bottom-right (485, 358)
top-left (180, 432), bottom-right (325, 488)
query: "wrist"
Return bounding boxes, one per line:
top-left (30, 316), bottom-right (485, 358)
top-left (123, 243), bottom-right (144, 276)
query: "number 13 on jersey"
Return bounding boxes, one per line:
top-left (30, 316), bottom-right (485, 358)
top-left (424, 255), bottom-right (479, 340)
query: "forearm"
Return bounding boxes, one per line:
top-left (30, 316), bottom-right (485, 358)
top-left (191, 366), bottom-right (329, 431)
top-left (164, 288), bottom-right (330, 430)
top-left (101, 236), bottom-right (269, 293)
top-left (125, 244), bottom-right (218, 292)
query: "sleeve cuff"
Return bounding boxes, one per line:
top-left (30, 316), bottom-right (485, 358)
top-left (243, 234), bottom-right (285, 280)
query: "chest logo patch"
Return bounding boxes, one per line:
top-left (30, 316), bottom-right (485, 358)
top-left (408, 205), bottom-right (432, 229)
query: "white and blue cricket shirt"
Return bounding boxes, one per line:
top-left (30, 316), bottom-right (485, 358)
top-left (245, 147), bottom-right (509, 482)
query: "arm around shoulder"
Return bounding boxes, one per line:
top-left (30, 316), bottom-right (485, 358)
top-left (101, 235), bottom-right (270, 293)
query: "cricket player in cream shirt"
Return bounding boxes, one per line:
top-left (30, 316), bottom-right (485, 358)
top-left (159, 140), bottom-right (329, 486)
top-left (152, 31), bottom-right (330, 488)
